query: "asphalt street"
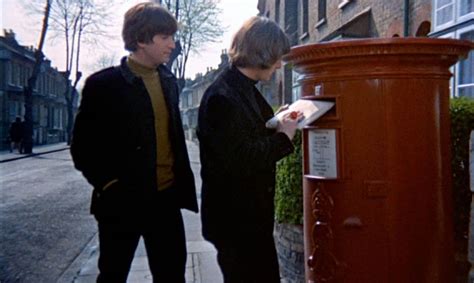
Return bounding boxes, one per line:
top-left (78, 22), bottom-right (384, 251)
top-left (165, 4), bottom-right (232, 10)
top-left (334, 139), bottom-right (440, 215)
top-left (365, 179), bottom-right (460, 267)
top-left (0, 150), bottom-right (97, 282)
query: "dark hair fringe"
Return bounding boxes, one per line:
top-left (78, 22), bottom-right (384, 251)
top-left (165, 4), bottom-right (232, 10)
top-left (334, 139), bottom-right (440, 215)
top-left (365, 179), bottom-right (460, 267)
top-left (229, 16), bottom-right (290, 69)
top-left (122, 3), bottom-right (177, 52)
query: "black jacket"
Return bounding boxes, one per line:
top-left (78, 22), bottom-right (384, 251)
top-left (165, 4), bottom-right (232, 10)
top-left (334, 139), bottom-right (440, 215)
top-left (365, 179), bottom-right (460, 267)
top-left (71, 57), bottom-right (198, 213)
top-left (197, 66), bottom-right (294, 243)
top-left (9, 121), bottom-right (23, 142)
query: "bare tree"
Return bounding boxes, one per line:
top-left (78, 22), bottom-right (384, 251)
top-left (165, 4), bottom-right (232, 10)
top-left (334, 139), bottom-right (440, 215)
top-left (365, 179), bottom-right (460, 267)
top-left (22, 0), bottom-right (52, 154)
top-left (89, 53), bottom-right (119, 72)
top-left (167, 0), bottom-right (225, 81)
top-left (47, 0), bottom-right (112, 144)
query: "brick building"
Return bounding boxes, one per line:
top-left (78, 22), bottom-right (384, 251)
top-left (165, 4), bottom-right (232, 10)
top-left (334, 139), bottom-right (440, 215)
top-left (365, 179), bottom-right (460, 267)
top-left (0, 30), bottom-right (75, 150)
top-left (257, 0), bottom-right (473, 104)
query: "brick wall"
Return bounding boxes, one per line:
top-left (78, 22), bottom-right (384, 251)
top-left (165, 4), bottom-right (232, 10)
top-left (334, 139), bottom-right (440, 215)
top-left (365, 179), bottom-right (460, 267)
top-left (303, 0), bottom-right (432, 42)
top-left (258, 0), bottom-right (433, 43)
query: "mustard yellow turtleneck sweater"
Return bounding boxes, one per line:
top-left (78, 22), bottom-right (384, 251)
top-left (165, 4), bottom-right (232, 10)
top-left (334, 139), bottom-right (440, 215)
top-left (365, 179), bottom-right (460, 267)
top-left (127, 57), bottom-right (174, 191)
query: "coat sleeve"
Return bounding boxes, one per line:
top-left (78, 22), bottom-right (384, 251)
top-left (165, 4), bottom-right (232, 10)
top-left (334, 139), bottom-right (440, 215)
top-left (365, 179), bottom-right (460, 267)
top-left (199, 91), bottom-right (294, 179)
top-left (70, 77), bottom-right (117, 189)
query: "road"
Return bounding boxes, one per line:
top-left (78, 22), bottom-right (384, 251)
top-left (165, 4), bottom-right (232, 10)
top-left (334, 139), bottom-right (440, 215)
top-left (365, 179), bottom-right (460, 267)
top-left (0, 150), bottom-right (97, 282)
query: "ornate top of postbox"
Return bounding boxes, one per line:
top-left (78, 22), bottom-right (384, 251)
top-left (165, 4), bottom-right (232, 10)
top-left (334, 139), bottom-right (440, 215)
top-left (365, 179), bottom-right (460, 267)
top-left (284, 37), bottom-right (473, 76)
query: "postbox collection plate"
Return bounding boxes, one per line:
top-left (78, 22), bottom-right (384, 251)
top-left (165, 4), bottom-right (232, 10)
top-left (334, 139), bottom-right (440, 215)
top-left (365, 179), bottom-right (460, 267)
top-left (307, 129), bottom-right (338, 179)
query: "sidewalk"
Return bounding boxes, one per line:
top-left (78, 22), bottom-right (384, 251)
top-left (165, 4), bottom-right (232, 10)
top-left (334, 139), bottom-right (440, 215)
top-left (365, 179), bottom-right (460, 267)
top-left (58, 140), bottom-right (222, 283)
top-left (1, 141), bottom-right (223, 282)
top-left (0, 142), bottom-right (69, 163)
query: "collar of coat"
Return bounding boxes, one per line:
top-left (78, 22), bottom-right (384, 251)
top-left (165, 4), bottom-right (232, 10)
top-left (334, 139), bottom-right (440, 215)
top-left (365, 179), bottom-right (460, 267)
top-left (118, 56), bottom-right (176, 85)
top-left (225, 64), bottom-right (259, 89)
top-left (221, 65), bottom-right (275, 123)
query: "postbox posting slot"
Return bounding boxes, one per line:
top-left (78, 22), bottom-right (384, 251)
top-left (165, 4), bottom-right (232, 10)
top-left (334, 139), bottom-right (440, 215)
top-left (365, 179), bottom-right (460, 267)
top-left (301, 95), bottom-right (340, 121)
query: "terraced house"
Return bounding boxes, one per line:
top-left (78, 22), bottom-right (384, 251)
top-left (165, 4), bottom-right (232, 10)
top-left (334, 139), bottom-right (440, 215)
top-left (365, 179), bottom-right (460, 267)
top-left (0, 30), bottom-right (76, 150)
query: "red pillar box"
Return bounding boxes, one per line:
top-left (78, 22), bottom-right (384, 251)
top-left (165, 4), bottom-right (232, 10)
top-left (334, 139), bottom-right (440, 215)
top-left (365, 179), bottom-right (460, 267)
top-left (283, 38), bottom-right (472, 283)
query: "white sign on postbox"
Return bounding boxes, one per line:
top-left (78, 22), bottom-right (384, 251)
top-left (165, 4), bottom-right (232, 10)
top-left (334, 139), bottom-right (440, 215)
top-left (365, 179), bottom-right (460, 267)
top-left (308, 129), bottom-right (338, 179)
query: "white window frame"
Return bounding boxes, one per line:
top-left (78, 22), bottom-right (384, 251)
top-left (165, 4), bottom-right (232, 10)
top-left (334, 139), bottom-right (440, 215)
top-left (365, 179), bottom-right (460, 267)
top-left (455, 25), bottom-right (474, 98)
top-left (338, 0), bottom-right (352, 9)
top-left (433, 0), bottom-right (474, 32)
top-left (458, 0), bottom-right (474, 22)
top-left (434, 0), bottom-right (456, 30)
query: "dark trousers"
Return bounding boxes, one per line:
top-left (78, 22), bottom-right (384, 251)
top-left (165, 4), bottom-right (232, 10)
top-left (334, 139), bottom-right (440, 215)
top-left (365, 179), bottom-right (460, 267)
top-left (95, 189), bottom-right (186, 283)
top-left (214, 233), bottom-right (281, 283)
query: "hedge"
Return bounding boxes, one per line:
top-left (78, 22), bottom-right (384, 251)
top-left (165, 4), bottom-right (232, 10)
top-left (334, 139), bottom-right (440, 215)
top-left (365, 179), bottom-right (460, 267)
top-left (275, 130), bottom-right (303, 225)
top-left (450, 97), bottom-right (474, 242)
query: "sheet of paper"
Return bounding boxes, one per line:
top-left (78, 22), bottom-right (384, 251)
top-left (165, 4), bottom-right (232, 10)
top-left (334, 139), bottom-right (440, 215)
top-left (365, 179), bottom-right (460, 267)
top-left (266, 99), bottom-right (335, 129)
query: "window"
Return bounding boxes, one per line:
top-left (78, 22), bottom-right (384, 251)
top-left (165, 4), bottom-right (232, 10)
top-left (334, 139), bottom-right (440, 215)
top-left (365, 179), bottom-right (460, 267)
top-left (46, 76), bottom-right (50, 95)
top-left (457, 28), bottom-right (473, 98)
top-left (301, 0), bottom-right (309, 36)
top-left (45, 76), bottom-right (49, 95)
top-left (292, 70), bottom-right (302, 102)
top-left (19, 65), bottom-right (25, 87)
top-left (27, 67), bottom-right (32, 81)
top-left (9, 101), bottom-right (17, 121)
top-left (42, 76), bottom-right (46, 94)
top-left (48, 76), bottom-right (52, 95)
top-left (318, 0), bottom-right (327, 22)
top-left (7, 62), bottom-right (12, 85)
top-left (49, 107), bottom-right (59, 129)
top-left (52, 79), bottom-right (57, 97)
top-left (460, 0), bottom-right (473, 17)
top-left (435, 0), bottom-right (455, 27)
top-left (40, 105), bottom-right (48, 127)
top-left (193, 91), bottom-right (198, 106)
top-left (38, 75), bottom-right (43, 93)
top-left (33, 104), bottom-right (39, 123)
top-left (12, 64), bottom-right (19, 86)
top-left (187, 91), bottom-right (192, 108)
top-left (53, 108), bottom-right (63, 129)
top-left (434, 0), bottom-right (473, 30)
top-left (275, 0), bottom-right (280, 25)
top-left (179, 94), bottom-right (185, 109)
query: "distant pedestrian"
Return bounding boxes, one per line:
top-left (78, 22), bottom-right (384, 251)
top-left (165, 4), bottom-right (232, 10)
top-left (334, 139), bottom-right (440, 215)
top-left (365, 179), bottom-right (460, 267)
top-left (19, 119), bottom-right (29, 154)
top-left (197, 16), bottom-right (300, 283)
top-left (9, 117), bottom-right (23, 153)
top-left (70, 2), bottom-right (198, 283)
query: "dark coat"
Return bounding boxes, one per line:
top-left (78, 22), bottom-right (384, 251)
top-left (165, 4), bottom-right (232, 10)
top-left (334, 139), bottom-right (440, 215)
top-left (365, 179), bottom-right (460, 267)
top-left (197, 66), bottom-right (294, 244)
top-left (71, 57), bottom-right (198, 214)
top-left (9, 121), bottom-right (23, 142)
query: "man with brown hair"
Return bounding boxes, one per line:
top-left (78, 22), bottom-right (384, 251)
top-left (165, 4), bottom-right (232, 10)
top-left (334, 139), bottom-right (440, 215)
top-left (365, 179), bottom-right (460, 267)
top-left (71, 3), bottom-right (198, 282)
